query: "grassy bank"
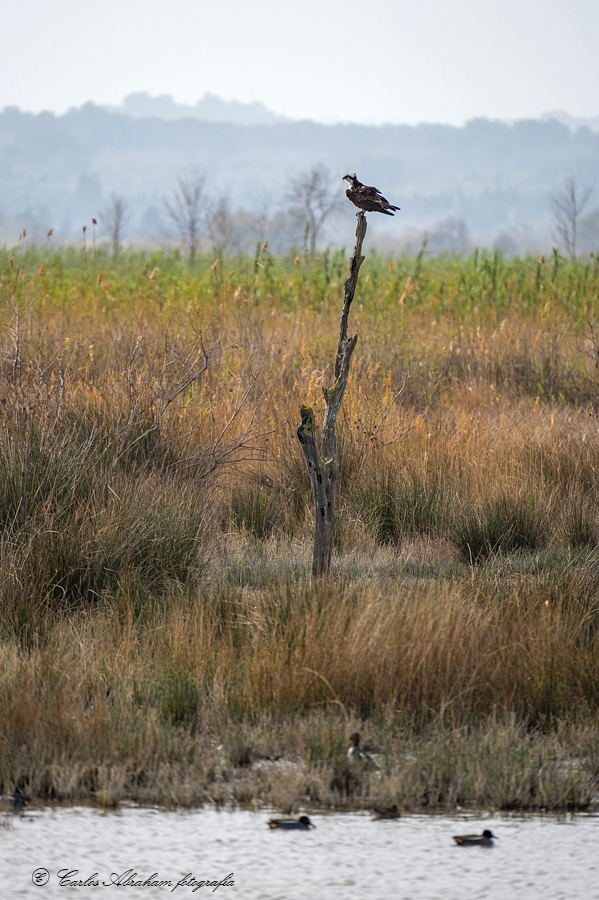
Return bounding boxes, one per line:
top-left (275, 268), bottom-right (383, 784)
top-left (1, 245), bottom-right (599, 812)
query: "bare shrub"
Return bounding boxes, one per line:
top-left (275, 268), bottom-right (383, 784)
top-left (551, 175), bottom-right (593, 258)
top-left (164, 172), bottom-right (207, 264)
top-left (99, 196), bottom-right (130, 260)
top-left (288, 164), bottom-right (343, 256)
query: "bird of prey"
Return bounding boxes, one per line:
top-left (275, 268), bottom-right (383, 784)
top-left (342, 173), bottom-right (400, 216)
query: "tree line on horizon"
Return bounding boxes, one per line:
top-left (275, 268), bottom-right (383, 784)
top-left (1, 102), bottom-right (599, 256)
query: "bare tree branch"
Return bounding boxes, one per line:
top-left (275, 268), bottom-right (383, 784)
top-left (551, 175), bottom-right (593, 259)
top-left (207, 194), bottom-right (236, 255)
top-left (100, 196), bottom-right (130, 260)
top-left (164, 172), bottom-right (206, 265)
top-left (288, 164), bottom-right (343, 257)
top-left (297, 212), bottom-right (366, 577)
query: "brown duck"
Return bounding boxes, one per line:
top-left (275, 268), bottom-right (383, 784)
top-left (370, 805), bottom-right (400, 820)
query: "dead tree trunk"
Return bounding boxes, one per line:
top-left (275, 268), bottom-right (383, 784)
top-left (297, 211), bottom-right (367, 577)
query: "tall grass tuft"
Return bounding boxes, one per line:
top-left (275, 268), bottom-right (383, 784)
top-left (455, 494), bottom-right (547, 564)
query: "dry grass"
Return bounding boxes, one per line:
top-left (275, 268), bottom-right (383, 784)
top-left (1, 245), bottom-right (599, 810)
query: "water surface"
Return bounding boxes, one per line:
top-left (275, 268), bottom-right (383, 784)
top-left (1, 806), bottom-right (597, 899)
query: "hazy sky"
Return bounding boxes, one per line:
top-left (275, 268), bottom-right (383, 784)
top-left (3, 0), bottom-right (599, 125)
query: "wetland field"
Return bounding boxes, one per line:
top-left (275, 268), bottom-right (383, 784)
top-left (1, 243), bottom-right (599, 814)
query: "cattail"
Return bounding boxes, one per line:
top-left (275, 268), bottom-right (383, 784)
top-left (539, 253), bottom-right (545, 264)
top-left (591, 251), bottom-right (595, 258)
top-left (92, 218), bottom-right (97, 226)
top-left (83, 225), bottom-right (87, 233)
top-left (47, 228), bottom-right (53, 238)
top-left (96, 273), bottom-right (102, 285)
top-left (38, 264), bottom-right (46, 276)
top-left (261, 240), bottom-right (268, 253)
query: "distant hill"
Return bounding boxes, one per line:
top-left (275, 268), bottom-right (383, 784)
top-left (541, 110), bottom-right (599, 133)
top-left (1, 101), bottom-right (598, 253)
top-left (104, 92), bottom-right (287, 126)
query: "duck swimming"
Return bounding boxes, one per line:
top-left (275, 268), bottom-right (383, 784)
top-left (370, 805), bottom-right (400, 820)
top-left (267, 815), bottom-right (315, 830)
top-left (453, 829), bottom-right (496, 846)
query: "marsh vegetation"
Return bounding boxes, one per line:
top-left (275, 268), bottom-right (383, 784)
top-left (1, 243), bottom-right (599, 812)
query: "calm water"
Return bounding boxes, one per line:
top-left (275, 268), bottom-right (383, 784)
top-left (1, 806), bottom-right (598, 899)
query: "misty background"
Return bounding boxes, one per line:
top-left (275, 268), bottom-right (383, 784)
top-left (1, 0), bottom-right (598, 257)
top-left (1, 93), bottom-right (599, 256)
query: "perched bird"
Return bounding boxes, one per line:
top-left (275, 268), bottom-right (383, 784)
top-left (342, 174), bottom-right (401, 216)
top-left (347, 732), bottom-right (378, 768)
top-left (268, 815), bottom-right (315, 830)
top-left (370, 805), bottom-right (400, 820)
top-left (453, 829), bottom-right (496, 846)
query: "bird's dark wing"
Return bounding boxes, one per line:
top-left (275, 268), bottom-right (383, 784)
top-left (345, 184), bottom-right (399, 215)
top-left (361, 184), bottom-right (384, 198)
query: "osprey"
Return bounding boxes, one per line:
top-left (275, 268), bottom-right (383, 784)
top-left (342, 173), bottom-right (400, 216)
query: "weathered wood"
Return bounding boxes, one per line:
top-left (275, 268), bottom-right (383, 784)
top-left (337, 211), bottom-right (367, 373)
top-left (297, 211), bottom-right (367, 577)
top-left (296, 404), bottom-right (335, 577)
